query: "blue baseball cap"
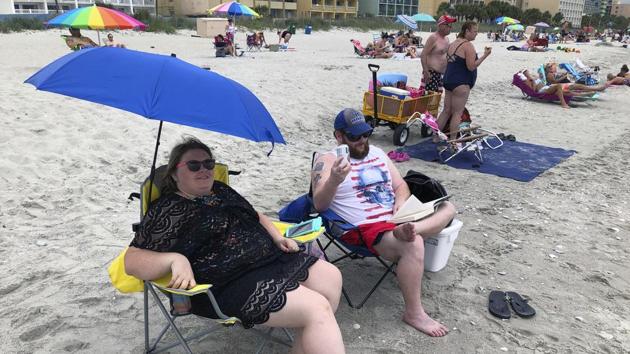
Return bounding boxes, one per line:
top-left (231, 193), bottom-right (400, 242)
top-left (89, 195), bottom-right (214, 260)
top-left (334, 108), bottom-right (372, 136)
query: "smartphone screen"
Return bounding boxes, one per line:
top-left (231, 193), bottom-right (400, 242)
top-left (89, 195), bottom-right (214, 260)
top-left (286, 221), bottom-right (314, 238)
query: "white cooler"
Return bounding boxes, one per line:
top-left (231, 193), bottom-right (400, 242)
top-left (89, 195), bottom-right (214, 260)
top-left (424, 219), bottom-right (463, 272)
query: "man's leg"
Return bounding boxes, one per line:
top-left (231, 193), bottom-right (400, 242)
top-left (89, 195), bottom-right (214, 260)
top-left (373, 228), bottom-right (448, 337)
top-left (411, 201), bottom-right (456, 239)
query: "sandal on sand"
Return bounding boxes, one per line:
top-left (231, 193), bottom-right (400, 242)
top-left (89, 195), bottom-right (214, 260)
top-left (506, 292), bottom-right (536, 318)
top-left (488, 291), bottom-right (511, 319)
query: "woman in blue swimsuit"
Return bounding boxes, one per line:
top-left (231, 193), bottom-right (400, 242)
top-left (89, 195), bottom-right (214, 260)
top-left (436, 22), bottom-right (492, 140)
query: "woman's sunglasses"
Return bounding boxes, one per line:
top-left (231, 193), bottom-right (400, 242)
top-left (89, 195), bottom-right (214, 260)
top-left (344, 130), bottom-right (372, 142)
top-left (176, 159), bottom-right (216, 172)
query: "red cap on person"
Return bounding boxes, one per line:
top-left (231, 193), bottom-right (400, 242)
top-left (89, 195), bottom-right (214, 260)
top-left (437, 15), bottom-right (456, 26)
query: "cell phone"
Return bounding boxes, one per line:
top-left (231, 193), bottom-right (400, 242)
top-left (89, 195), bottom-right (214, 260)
top-left (335, 144), bottom-right (349, 159)
top-left (285, 217), bottom-right (323, 238)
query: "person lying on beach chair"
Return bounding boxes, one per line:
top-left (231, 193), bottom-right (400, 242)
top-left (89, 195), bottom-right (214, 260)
top-left (124, 137), bottom-right (345, 353)
top-left (63, 28), bottom-right (98, 51)
top-left (351, 39), bottom-right (393, 59)
top-left (310, 108), bottom-right (456, 337)
top-left (519, 70), bottom-right (606, 108)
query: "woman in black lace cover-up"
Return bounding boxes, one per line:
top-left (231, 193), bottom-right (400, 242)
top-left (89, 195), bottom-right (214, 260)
top-left (125, 138), bottom-right (345, 354)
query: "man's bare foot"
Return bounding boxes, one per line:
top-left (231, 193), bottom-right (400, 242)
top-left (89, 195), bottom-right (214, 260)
top-left (393, 223), bottom-right (415, 242)
top-left (403, 312), bottom-right (449, 337)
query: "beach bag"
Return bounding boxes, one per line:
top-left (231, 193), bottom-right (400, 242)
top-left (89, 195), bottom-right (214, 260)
top-left (404, 170), bottom-right (448, 203)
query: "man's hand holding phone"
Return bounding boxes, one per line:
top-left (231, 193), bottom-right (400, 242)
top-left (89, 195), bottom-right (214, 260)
top-left (330, 144), bottom-right (350, 185)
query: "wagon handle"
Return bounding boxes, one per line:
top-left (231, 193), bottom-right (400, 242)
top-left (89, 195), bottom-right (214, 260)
top-left (368, 64), bottom-right (379, 121)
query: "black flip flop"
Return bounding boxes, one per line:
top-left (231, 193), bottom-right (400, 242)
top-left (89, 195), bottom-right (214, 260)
top-left (506, 134), bottom-right (516, 142)
top-left (488, 291), bottom-right (511, 319)
top-left (506, 291), bottom-right (536, 318)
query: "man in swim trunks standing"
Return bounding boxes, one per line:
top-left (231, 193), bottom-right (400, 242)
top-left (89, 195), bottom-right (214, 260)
top-left (420, 15), bottom-right (456, 93)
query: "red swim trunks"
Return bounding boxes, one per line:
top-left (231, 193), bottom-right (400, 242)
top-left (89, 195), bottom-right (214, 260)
top-left (341, 221), bottom-right (397, 255)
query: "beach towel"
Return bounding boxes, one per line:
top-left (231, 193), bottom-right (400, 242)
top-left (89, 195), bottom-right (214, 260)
top-left (403, 139), bottom-right (576, 182)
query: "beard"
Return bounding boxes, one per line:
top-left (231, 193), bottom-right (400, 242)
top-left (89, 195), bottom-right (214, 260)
top-left (348, 140), bottom-right (370, 160)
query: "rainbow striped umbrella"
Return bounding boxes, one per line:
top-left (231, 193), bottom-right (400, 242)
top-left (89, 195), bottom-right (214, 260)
top-left (46, 5), bottom-right (146, 30)
top-left (208, 1), bottom-right (261, 18)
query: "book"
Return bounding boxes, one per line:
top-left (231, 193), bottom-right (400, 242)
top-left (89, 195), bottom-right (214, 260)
top-left (389, 195), bottom-right (451, 224)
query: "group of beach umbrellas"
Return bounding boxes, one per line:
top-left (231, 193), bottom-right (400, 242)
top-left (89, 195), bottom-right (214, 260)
top-left (495, 16), bottom-right (551, 32)
top-left (395, 13), bottom-right (436, 31)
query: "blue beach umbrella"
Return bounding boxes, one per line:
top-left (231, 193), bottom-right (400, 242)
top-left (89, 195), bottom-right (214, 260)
top-left (507, 24), bottom-right (525, 31)
top-left (411, 13), bottom-right (435, 23)
top-left (395, 14), bottom-right (418, 30)
top-left (25, 47), bottom-right (285, 190)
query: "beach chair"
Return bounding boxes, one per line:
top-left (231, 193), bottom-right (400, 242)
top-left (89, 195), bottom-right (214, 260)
top-left (246, 33), bottom-right (261, 51)
top-left (511, 73), bottom-right (575, 104)
top-left (109, 164), bottom-right (296, 354)
top-left (350, 39), bottom-right (374, 58)
top-left (278, 153), bottom-right (397, 309)
top-left (559, 61), bottom-right (598, 85)
top-left (411, 111), bottom-right (503, 163)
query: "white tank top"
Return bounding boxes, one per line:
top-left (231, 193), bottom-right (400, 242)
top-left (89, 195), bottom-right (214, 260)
top-left (328, 146), bottom-right (394, 226)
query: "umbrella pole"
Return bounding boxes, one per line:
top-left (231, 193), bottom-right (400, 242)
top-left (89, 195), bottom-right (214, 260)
top-left (97, 30), bottom-right (101, 46)
top-left (145, 120), bottom-right (163, 214)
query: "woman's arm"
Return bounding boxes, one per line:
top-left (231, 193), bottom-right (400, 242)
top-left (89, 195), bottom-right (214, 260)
top-left (125, 246), bottom-right (196, 289)
top-left (258, 212), bottom-right (300, 253)
top-left (465, 43), bottom-right (491, 71)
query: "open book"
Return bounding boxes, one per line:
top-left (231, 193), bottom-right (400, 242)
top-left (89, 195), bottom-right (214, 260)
top-left (389, 195), bottom-right (451, 224)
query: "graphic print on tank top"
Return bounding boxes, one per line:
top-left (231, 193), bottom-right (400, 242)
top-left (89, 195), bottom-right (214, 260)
top-left (351, 156), bottom-right (394, 221)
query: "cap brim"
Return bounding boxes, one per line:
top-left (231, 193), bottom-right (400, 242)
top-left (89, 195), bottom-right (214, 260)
top-left (344, 123), bottom-right (373, 136)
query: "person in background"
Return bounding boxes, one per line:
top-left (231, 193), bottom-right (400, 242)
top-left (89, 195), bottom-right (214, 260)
top-left (437, 22), bottom-right (492, 141)
top-left (65, 28), bottom-right (98, 50)
top-left (278, 29), bottom-right (292, 45)
top-left (420, 15), bottom-right (457, 93)
top-left (103, 33), bottom-right (126, 48)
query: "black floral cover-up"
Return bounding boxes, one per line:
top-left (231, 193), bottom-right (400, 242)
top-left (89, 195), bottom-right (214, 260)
top-left (131, 181), bottom-right (318, 327)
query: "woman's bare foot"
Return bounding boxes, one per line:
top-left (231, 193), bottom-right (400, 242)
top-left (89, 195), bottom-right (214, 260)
top-left (393, 223), bottom-right (415, 242)
top-left (561, 103), bottom-right (570, 109)
top-left (403, 311), bottom-right (449, 337)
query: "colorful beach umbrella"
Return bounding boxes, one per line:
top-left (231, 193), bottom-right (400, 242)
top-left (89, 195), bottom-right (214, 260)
top-left (208, 1), bottom-right (261, 18)
top-left (46, 5), bottom-right (146, 30)
top-left (534, 22), bottom-right (550, 28)
top-left (496, 16), bottom-right (520, 25)
top-left (395, 15), bottom-right (418, 30)
top-left (507, 24), bottom-right (525, 31)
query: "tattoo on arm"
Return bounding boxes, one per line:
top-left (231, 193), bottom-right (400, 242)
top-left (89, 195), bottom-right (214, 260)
top-left (312, 162), bottom-right (324, 172)
top-left (313, 174), bottom-right (322, 186)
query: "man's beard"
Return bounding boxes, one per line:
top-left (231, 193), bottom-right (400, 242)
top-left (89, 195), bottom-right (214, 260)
top-left (348, 140), bottom-right (369, 159)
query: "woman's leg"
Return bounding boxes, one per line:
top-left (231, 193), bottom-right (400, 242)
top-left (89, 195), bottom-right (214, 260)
top-left (299, 260), bottom-right (342, 312)
top-left (264, 286), bottom-right (345, 354)
top-left (447, 85), bottom-right (471, 140)
top-left (567, 83), bottom-right (606, 92)
top-left (435, 89), bottom-right (453, 141)
top-left (542, 85), bottom-right (569, 108)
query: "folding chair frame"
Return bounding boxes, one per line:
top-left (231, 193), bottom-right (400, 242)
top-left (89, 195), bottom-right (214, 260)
top-left (143, 280), bottom-right (294, 354)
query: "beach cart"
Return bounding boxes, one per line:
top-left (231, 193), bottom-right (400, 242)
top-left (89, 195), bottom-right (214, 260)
top-left (363, 64), bottom-right (442, 146)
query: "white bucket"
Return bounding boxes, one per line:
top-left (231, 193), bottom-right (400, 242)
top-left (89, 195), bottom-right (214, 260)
top-left (424, 219), bottom-right (463, 272)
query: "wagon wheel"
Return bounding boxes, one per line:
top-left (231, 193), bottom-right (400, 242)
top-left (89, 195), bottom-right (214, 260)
top-left (365, 115), bottom-right (376, 128)
top-left (420, 124), bottom-right (433, 137)
top-left (393, 124), bottom-right (409, 146)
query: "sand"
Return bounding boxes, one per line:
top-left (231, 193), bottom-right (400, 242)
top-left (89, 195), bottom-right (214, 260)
top-left (0, 28), bottom-right (629, 353)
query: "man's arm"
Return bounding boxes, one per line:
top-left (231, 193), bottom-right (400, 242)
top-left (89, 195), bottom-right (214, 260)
top-left (420, 35), bottom-right (436, 79)
top-left (387, 158), bottom-right (410, 213)
top-left (311, 153), bottom-right (350, 212)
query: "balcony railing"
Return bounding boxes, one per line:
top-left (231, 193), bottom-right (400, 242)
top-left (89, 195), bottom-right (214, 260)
top-left (14, 8), bottom-right (48, 14)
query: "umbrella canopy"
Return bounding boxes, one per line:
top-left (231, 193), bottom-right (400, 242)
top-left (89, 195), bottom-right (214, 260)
top-left (46, 5), bottom-right (146, 30)
top-left (25, 47), bottom-right (285, 145)
top-left (534, 22), bottom-right (550, 28)
top-left (208, 1), bottom-right (260, 17)
top-left (395, 14), bottom-right (418, 30)
top-left (411, 13), bottom-right (435, 22)
top-left (496, 16), bottom-right (520, 25)
top-left (507, 24), bottom-right (525, 31)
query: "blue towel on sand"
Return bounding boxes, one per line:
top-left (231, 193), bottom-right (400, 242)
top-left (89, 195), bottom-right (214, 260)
top-left (403, 139), bottom-right (576, 182)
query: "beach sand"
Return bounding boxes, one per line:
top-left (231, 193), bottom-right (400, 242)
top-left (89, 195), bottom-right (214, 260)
top-left (0, 28), bottom-right (629, 353)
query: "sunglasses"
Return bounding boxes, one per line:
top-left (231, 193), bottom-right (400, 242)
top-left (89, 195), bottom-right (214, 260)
top-left (344, 130), bottom-right (372, 142)
top-left (176, 159), bottom-right (216, 172)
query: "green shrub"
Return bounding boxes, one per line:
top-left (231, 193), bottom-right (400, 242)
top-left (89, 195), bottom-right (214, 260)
top-left (0, 16), bottom-right (46, 33)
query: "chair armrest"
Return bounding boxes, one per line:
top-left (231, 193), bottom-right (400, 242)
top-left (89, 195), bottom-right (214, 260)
top-left (319, 209), bottom-right (356, 232)
top-left (151, 277), bottom-right (212, 296)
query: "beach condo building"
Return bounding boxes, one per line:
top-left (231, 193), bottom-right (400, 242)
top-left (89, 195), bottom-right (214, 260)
top-left (6, 0), bottom-right (155, 15)
top-left (522, 0), bottom-right (585, 26)
top-left (357, 0), bottom-right (419, 17)
top-left (583, 0), bottom-right (601, 14)
top-left (611, 1), bottom-right (630, 17)
top-left (419, 0), bottom-right (442, 16)
top-left (161, 0), bottom-right (297, 17)
top-left (296, 0), bottom-right (358, 19)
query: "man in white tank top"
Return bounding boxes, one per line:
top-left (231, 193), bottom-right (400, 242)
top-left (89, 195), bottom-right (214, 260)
top-left (312, 108), bottom-right (456, 337)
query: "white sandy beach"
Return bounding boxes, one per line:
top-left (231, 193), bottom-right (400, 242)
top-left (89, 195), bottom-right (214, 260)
top-left (0, 28), bottom-right (629, 353)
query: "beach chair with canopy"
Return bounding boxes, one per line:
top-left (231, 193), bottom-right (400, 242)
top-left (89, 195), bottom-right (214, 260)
top-left (109, 164), bottom-right (300, 354)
